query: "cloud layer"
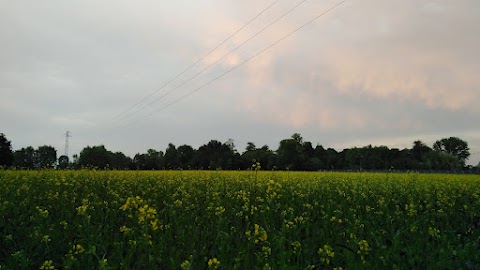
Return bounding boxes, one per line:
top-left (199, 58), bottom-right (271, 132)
top-left (1, 0), bottom-right (479, 165)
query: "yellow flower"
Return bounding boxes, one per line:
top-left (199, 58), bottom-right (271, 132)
top-left (73, 244), bottom-right (85, 254)
top-left (405, 203), bottom-right (417, 216)
top-left (146, 206), bottom-right (157, 218)
top-left (39, 260), bottom-right (55, 270)
top-left (246, 224), bottom-right (268, 244)
top-left (180, 255), bottom-right (193, 270)
top-left (120, 196), bottom-right (145, 211)
top-left (208, 258), bottom-right (220, 270)
top-left (428, 227), bottom-right (440, 239)
top-left (214, 206), bottom-right (225, 216)
top-left (67, 243), bottom-right (86, 260)
top-left (150, 219), bottom-right (160, 231)
top-left (120, 225), bottom-right (130, 233)
top-left (42, 235), bottom-right (51, 244)
top-left (76, 205), bottom-right (88, 215)
top-left (144, 234), bottom-right (153, 246)
top-left (253, 224), bottom-right (268, 243)
top-left (120, 197), bottom-right (131, 211)
top-left (138, 205), bottom-right (147, 215)
top-left (318, 244), bottom-right (334, 265)
top-left (137, 204), bottom-right (157, 223)
top-left (60, 220), bottom-right (68, 229)
top-left (174, 199), bottom-right (183, 208)
top-left (36, 206), bottom-right (49, 218)
top-left (291, 241), bottom-right (301, 254)
top-left (357, 240), bottom-right (369, 261)
top-left (262, 246), bottom-right (271, 258)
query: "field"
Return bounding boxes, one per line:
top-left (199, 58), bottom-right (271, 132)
top-left (0, 170), bottom-right (479, 269)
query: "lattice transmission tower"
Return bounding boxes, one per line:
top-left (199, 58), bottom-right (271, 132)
top-left (64, 131), bottom-right (71, 157)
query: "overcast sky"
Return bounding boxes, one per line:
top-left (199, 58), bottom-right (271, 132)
top-left (1, 0), bottom-right (479, 165)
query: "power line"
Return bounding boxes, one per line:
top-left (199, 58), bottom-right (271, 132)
top-left (115, 0), bottom-right (309, 124)
top-left (108, 0), bottom-right (281, 123)
top-left (122, 0), bottom-right (346, 127)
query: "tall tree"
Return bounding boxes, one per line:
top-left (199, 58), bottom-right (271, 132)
top-left (312, 145), bottom-right (327, 170)
top-left (0, 133), bottom-right (14, 167)
top-left (13, 146), bottom-right (35, 169)
top-left (411, 140), bottom-right (432, 169)
top-left (58, 155), bottom-right (69, 169)
top-left (177, 144), bottom-right (195, 169)
top-left (433, 137), bottom-right (470, 166)
top-left (34, 145), bottom-right (57, 168)
top-left (425, 151), bottom-right (462, 171)
top-left (245, 142), bottom-right (257, 152)
top-left (110, 152), bottom-right (132, 169)
top-left (134, 149), bottom-right (164, 170)
top-left (345, 147), bottom-right (364, 170)
top-left (324, 148), bottom-right (339, 170)
top-left (225, 138), bottom-right (236, 152)
top-left (301, 141), bottom-right (318, 171)
top-left (72, 154), bottom-right (80, 169)
top-left (388, 148), bottom-right (411, 170)
top-left (78, 145), bottom-right (111, 169)
top-left (242, 144), bottom-right (276, 170)
top-left (276, 133), bottom-right (306, 170)
top-left (164, 143), bottom-right (179, 169)
top-left (196, 140), bottom-right (236, 170)
top-left (242, 142), bottom-right (258, 168)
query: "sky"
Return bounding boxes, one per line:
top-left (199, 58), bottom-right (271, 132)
top-left (1, 0), bottom-right (479, 165)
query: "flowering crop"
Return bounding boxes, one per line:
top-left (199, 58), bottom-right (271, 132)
top-left (0, 170), bottom-right (479, 269)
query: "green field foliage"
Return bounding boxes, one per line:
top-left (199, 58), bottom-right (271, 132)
top-left (0, 170), bottom-right (479, 269)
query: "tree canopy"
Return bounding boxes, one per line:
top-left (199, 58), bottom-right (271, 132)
top-left (34, 145), bottom-right (57, 169)
top-left (77, 145), bottom-right (131, 169)
top-left (433, 137), bottom-right (470, 166)
top-left (0, 133), bottom-right (14, 167)
top-left (12, 145), bottom-right (56, 169)
top-left (3, 131), bottom-right (476, 172)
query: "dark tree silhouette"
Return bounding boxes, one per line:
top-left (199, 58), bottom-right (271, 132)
top-left (58, 155), bottom-right (69, 169)
top-left (276, 133), bottom-right (306, 170)
top-left (78, 145), bottom-right (111, 169)
top-left (13, 146), bottom-right (35, 169)
top-left (3, 132), bottom-right (475, 172)
top-left (34, 145), bottom-right (57, 169)
top-left (0, 133), bottom-right (14, 167)
top-left (134, 149), bottom-right (164, 170)
top-left (433, 137), bottom-right (470, 166)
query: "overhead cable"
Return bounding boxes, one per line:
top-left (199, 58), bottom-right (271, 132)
top-left (108, 0), bottom-right (281, 122)
top-left (116, 0), bottom-right (309, 123)
top-left (121, 0), bottom-right (346, 128)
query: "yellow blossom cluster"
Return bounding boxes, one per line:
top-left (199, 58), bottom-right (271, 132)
top-left (246, 224), bottom-right (268, 244)
top-left (1, 170), bottom-right (479, 269)
top-left (39, 260), bottom-right (55, 270)
top-left (66, 244), bottom-right (85, 260)
top-left (318, 244), bottom-right (335, 265)
top-left (357, 240), bottom-right (369, 261)
top-left (207, 258), bottom-right (221, 270)
top-left (266, 179), bottom-right (282, 199)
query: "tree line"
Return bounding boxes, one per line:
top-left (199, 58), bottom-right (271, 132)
top-left (0, 132), bottom-right (478, 172)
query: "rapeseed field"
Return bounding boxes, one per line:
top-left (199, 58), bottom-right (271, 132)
top-left (0, 170), bottom-right (479, 269)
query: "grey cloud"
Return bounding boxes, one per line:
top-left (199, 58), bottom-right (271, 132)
top-left (1, 0), bottom-right (479, 165)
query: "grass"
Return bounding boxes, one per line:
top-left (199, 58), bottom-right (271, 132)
top-left (0, 170), bottom-right (479, 269)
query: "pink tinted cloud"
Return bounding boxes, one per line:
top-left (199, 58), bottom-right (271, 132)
top-left (193, 0), bottom-right (480, 131)
top-left (323, 45), bottom-right (480, 111)
top-left (315, 0), bottom-right (480, 112)
top-left (234, 72), bottom-right (370, 132)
